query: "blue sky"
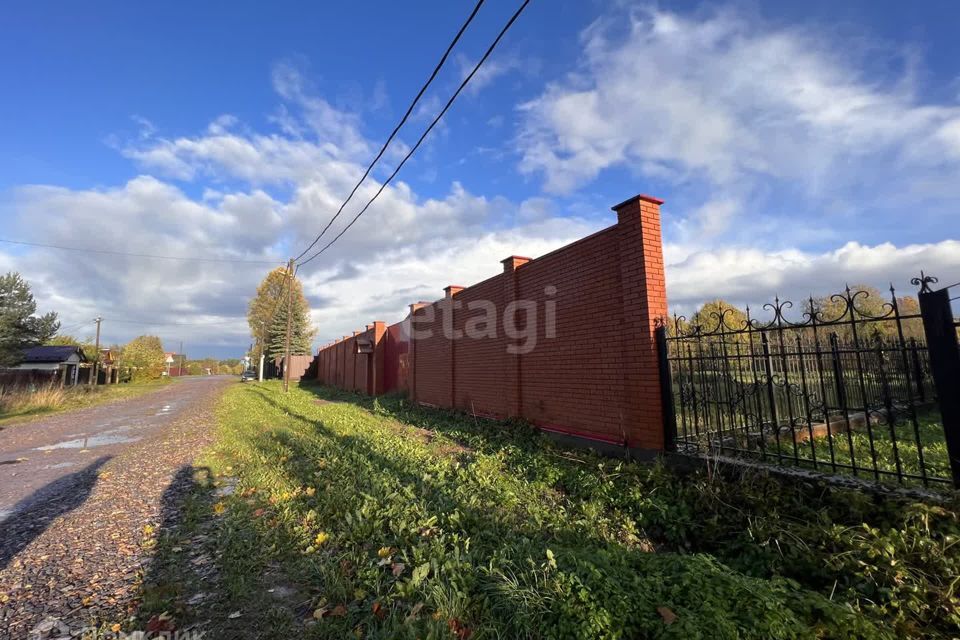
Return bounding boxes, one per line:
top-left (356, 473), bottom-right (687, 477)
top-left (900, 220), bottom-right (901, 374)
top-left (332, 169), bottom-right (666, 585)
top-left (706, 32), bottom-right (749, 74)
top-left (2, 1), bottom-right (959, 358)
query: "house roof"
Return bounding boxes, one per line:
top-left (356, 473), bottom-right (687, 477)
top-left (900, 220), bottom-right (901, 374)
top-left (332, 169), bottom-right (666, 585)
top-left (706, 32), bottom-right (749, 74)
top-left (21, 345), bottom-right (88, 363)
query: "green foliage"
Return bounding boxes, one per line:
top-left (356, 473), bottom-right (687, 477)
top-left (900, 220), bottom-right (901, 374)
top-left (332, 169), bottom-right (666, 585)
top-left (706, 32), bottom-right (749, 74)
top-left (249, 268), bottom-right (316, 362)
top-left (0, 271), bottom-right (59, 366)
top-left (122, 335), bottom-right (166, 380)
top-left (267, 293), bottom-right (314, 359)
top-left (46, 334), bottom-right (98, 361)
top-left (143, 384), bottom-right (960, 639)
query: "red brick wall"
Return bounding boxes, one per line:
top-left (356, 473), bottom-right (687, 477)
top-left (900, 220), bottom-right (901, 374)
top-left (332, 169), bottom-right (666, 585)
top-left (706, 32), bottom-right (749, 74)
top-left (452, 276), bottom-right (508, 417)
top-left (314, 193), bottom-right (668, 452)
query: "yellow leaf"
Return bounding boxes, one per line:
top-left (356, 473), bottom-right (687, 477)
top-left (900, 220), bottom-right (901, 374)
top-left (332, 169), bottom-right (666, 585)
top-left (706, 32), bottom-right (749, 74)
top-left (314, 532), bottom-right (330, 546)
top-left (377, 546), bottom-right (392, 558)
top-left (111, 623), bottom-right (122, 633)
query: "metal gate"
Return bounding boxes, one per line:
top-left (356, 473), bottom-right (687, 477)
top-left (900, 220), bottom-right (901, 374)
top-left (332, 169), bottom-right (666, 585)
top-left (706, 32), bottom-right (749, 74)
top-left (657, 273), bottom-right (960, 489)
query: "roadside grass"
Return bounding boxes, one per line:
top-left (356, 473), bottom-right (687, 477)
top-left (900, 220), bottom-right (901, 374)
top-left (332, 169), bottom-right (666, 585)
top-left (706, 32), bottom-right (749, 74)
top-left (0, 378), bottom-right (173, 427)
top-left (141, 381), bottom-right (960, 639)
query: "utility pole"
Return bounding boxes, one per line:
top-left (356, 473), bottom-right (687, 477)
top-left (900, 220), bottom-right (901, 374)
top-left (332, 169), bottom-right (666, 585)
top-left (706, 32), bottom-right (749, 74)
top-left (258, 321), bottom-right (265, 382)
top-left (90, 317), bottom-right (102, 386)
top-left (283, 258), bottom-right (294, 393)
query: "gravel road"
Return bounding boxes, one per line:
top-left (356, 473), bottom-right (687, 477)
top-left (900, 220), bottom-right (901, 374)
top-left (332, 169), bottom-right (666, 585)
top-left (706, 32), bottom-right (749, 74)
top-left (0, 376), bottom-right (232, 638)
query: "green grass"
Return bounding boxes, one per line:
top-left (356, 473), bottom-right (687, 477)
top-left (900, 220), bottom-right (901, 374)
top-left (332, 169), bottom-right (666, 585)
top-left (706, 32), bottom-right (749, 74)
top-left (0, 377), bottom-right (173, 427)
top-left (139, 381), bottom-right (960, 639)
top-left (755, 408), bottom-right (951, 486)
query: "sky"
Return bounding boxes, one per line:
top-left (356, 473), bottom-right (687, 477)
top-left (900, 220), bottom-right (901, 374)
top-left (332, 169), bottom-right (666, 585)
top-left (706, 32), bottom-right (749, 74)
top-left (1, 0), bottom-right (959, 359)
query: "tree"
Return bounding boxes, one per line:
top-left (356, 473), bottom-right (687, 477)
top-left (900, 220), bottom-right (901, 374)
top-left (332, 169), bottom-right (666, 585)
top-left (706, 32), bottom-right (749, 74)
top-left (0, 272), bottom-right (59, 366)
top-left (268, 291), bottom-right (314, 359)
top-left (46, 334), bottom-right (98, 361)
top-left (122, 335), bottom-right (166, 380)
top-left (248, 267), bottom-right (315, 361)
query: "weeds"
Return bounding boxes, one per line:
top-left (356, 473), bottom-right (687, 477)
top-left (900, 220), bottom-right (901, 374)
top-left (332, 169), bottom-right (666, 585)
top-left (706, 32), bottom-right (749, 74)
top-left (0, 379), bottom-right (172, 426)
top-left (139, 382), bottom-right (960, 638)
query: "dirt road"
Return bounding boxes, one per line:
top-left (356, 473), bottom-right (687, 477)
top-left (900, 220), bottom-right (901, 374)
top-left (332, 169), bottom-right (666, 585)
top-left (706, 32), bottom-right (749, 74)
top-left (0, 376), bottom-right (231, 638)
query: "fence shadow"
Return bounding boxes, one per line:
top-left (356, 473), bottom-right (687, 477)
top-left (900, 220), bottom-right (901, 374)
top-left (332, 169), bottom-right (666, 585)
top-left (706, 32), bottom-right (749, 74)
top-left (0, 456), bottom-right (111, 571)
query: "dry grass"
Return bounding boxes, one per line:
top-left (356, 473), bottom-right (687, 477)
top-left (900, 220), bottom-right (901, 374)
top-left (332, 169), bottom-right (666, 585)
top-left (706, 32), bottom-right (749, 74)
top-left (0, 378), bottom-right (172, 427)
top-left (0, 383), bottom-right (67, 414)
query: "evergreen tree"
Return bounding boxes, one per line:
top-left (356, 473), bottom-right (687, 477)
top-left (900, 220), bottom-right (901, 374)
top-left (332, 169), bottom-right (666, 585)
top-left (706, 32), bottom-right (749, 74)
top-left (267, 291), bottom-right (313, 359)
top-left (0, 272), bottom-right (59, 366)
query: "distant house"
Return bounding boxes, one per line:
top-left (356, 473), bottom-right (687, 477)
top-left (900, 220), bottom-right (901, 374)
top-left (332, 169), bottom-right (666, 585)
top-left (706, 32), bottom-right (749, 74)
top-left (164, 352), bottom-right (186, 376)
top-left (11, 345), bottom-right (88, 385)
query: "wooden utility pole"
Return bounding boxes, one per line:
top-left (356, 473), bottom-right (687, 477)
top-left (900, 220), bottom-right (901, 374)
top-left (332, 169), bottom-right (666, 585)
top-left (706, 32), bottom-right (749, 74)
top-left (90, 316), bottom-right (102, 386)
top-left (283, 259), bottom-right (294, 393)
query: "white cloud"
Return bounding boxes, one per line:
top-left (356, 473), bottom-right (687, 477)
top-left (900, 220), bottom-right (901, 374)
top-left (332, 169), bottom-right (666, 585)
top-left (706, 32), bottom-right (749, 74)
top-left (517, 5), bottom-right (960, 237)
top-left (666, 239), bottom-right (960, 316)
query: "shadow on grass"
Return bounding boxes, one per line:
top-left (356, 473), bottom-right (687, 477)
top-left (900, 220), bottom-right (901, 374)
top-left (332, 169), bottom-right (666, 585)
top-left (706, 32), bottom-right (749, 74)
top-left (217, 383), bottom-right (887, 638)
top-left (0, 456), bottom-right (111, 570)
top-left (134, 464), bottom-right (215, 635)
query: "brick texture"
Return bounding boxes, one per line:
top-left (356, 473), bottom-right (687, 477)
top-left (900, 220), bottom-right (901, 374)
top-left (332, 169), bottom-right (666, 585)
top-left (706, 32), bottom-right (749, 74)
top-left (315, 193), bottom-right (669, 452)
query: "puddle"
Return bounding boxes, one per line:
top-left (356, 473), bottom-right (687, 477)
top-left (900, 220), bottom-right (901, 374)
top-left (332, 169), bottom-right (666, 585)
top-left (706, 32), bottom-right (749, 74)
top-left (46, 461), bottom-right (78, 470)
top-left (35, 433), bottom-right (141, 451)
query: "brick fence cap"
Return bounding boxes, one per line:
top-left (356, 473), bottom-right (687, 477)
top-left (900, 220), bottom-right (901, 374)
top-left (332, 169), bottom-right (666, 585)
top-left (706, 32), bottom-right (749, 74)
top-left (500, 255), bottom-right (533, 263)
top-left (611, 193), bottom-right (665, 210)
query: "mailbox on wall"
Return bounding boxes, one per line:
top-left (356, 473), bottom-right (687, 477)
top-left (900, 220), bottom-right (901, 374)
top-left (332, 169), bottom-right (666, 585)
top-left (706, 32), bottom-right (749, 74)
top-left (355, 338), bottom-right (374, 354)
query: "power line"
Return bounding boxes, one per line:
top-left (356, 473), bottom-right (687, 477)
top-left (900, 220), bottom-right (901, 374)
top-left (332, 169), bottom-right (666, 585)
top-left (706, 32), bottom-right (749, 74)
top-left (297, 0), bottom-right (531, 268)
top-left (292, 0), bottom-right (486, 262)
top-left (0, 238), bottom-right (283, 265)
top-left (101, 317), bottom-right (247, 327)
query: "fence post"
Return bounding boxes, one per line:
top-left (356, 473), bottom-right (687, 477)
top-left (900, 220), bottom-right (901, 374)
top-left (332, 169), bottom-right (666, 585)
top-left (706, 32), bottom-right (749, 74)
top-left (918, 285), bottom-right (960, 487)
top-left (656, 324), bottom-right (677, 451)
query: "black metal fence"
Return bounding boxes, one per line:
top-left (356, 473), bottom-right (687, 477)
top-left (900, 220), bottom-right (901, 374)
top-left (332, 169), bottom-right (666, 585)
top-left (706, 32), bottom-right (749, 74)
top-left (658, 274), bottom-right (960, 489)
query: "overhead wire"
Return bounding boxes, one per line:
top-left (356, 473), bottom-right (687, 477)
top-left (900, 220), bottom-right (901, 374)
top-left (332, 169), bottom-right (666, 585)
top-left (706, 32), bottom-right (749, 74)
top-left (292, 0), bottom-right (486, 262)
top-left (0, 238), bottom-right (283, 265)
top-left (297, 0), bottom-right (531, 268)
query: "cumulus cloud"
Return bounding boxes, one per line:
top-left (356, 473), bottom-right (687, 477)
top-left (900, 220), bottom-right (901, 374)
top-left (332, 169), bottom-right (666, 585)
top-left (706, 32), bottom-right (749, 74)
top-left (666, 239), bottom-right (960, 317)
top-left (3, 22), bottom-right (958, 357)
top-left (517, 5), bottom-right (960, 237)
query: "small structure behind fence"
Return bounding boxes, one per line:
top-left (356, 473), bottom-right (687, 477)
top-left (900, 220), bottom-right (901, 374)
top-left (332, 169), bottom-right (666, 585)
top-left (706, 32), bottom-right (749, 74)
top-left (658, 274), bottom-right (960, 489)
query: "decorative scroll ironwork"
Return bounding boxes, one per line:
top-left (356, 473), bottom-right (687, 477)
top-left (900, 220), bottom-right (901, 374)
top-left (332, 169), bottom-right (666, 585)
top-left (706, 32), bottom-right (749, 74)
top-left (659, 278), bottom-right (950, 488)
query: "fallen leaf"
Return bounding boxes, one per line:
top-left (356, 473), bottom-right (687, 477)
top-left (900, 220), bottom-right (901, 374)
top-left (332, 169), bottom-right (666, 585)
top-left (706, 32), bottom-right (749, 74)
top-left (228, 611), bottom-right (242, 619)
top-left (391, 562), bottom-right (406, 577)
top-left (331, 604), bottom-right (348, 617)
top-left (372, 601), bottom-right (387, 620)
top-left (146, 613), bottom-right (176, 633)
top-left (448, 618), bottom-right (473, 639)
top-left (657, 606), bottom-right (677, 625)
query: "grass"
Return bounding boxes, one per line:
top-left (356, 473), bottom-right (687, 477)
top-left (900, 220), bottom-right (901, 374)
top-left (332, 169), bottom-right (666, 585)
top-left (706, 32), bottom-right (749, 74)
top-left (138, 381), bottom-right (960, 639)
top-left (0, 378), bottom-right (173, 427)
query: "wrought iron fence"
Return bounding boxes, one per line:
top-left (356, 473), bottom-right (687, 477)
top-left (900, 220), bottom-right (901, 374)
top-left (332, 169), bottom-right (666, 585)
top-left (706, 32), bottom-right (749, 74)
top-left (658, 277), bottom-right (958, 488)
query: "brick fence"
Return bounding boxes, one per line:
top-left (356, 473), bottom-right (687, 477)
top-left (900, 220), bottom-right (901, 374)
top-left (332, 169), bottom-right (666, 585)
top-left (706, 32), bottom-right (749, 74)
top-left (316, 193), bottom-right (668, 454)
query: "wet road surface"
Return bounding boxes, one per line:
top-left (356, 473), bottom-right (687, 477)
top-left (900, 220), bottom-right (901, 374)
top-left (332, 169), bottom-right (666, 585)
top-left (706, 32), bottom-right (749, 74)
top-left (0, 377), bottom-right (229, 523)
top-left (0, 375), bottom-right (232, 637)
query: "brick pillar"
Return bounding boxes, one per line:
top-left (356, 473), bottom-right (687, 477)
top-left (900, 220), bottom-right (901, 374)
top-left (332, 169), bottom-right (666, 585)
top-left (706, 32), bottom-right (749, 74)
top-left (501, 256), bottom-right (532, 418)
top-left (444, 286), bottom-right (464, 408)
top-left (614, 194), bottom-right (668, 451)
top-left (408, 302), bottom-right (428, 403)
top-left (372, 321), bottom-right (386, 395)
